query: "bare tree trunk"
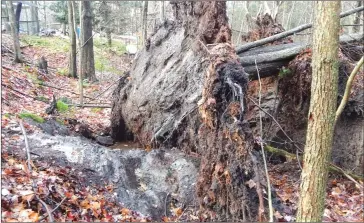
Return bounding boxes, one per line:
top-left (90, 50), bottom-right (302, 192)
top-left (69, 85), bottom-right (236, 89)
top-left (159, 1), bottom-right (164, 23)
top-left (285, 1), bottom-right (296, 29)
top-left (6, 1), bottom-right (22, 63)
top-left (142, 1), bottom-right (148, 45)
top-left (100, 1), bottom-right (112, 47)
top-left (68, 1), bottom-right (77, 78)
top-left (296, 1), bottom-right (341, 222)
top-left (353, 1), bottom-right (362, 33)
top-left (78, 1), bottom-right (84, 106)
top-left (43, 1), bottom-right (47, 28)
top-left (30, 1), bottom-right (39, 34)
top-left (80, 1), bottom-right (96, 82)
top-left (15, 2), bottom-right (22, 33)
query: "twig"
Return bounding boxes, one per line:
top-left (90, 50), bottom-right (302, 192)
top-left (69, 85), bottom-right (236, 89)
top-left (2, 84), bottom-right (48, 104)
top-left (264, 145), bottom-right (364, 182)
top-left (247, 95), bottom-right (302, 152)
top-left (38, 197), bottom-right (67, 222)
top-left (255, 60), bottom-right (273, 222)
top-left (335, 56), bottom-right (364, 123)
top-left (68, 103), bottom-right (111, 108)
top-left (85, 77), bottom-right (122, 103)
top-left (165, 192), bottom-right (170, 217)
top-left (19, 120), bottom-right (54, 222)
top-left (38, 83), bottom-right (94, 100)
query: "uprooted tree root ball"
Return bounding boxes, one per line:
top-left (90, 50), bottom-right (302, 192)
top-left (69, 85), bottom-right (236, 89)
top-left (111, 1), bottom-right (266, 221)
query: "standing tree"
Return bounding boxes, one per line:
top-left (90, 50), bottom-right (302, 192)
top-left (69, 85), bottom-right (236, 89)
top-left (159, 1), bottom-right (164, 23)
top-left (30, 1), bottom-right (40, 34)
top-left (296, 1), bottom-right (341, 222)
top-left (6, 1), bottom-right (22, 63)
top-left (100, 1), bottom-right (112, 47)
top-left (15, 2), bottom-right (22, 33)
top-left (49, 1), bottom-right (68, 34)
top-left (142, 1), bottom-right (148, 45)
top-left (80, 1), bottom-right (96, 82)
top-left (68, 1), bottom-right (77, 78)
top-left (353, 1), bottom-right (362, 33)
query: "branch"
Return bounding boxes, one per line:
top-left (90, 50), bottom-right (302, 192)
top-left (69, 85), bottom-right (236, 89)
top-left (235, 6), bottom-right (364, 53)
top-left (255, 60), bottom-right (274, 222)
top-left (335, 56), bottom-right (364, 123)
top-left (19, 120), bottom-right (54, 222)
top-left (264, 145), bottom-right (364, 183)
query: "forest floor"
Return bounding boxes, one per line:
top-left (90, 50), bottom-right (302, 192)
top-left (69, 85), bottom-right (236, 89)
top-left (1, 34), bottom-right (363, 222)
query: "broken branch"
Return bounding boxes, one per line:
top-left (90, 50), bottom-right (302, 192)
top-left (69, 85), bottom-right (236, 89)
top-left (335, 56), bottom-right (364, 123)
top-left (235, 6), bottom-right (364, 53)
top-left (264, 145), bottom-right (364, 182)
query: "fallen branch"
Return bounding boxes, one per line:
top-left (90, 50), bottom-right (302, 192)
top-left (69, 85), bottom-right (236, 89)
top-left (264, 145), bottom-right (364, 182)
top-left (256, 60), bottom-right (273, 222)
top-left (38, 197), bottom-right (67, 222)
top-left (85, 77), bottom-right (122, 103)
top-left (335, 56), bottom-right (364, 123)
top-left (38, 83), bottom-right (94, 100)
top-left (241, 33), bottom-right (363, 78)
top-left (19, 120), bottom-right (54, 222)
top-left (235, 6), bottom-right (364, 53)
top-left (68, 103), bottom-right (112, 108)
top-left (2, 83), bottom-right (48, 104)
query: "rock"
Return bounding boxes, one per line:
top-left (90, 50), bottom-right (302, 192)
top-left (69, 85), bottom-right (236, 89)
top-left (13, 133), bottom-right (199, 220)
top-left (96, 135), bottom-right (114, 146)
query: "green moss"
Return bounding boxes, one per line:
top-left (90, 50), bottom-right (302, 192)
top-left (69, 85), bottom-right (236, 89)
top-left (35, 96), bottom-right (49, 103)
top-left (19, 112), bottom-right (45, 123)
top-left (4, 113), bottom-right (12, 118)
top-left (57, 68), bottom-right (69, 76)
top-left (91, 107), bottom-right (103, 113)
top-left (56, 100), bottom-right (69, 112)
top-left (278, 67), bottom-right (292, 78)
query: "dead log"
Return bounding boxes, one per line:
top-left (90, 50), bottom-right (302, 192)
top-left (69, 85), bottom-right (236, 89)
top-left (241, 33), bottom-right (363, 79)
top-left (111, 2), bottom-right (265, 221)
top-left (236, 6), bottom-right (364, 54)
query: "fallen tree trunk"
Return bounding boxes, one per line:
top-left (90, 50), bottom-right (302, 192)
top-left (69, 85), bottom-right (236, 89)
top-left (236, 6), bottom-right (364, 54)
top-left (111, 2), bottom-right (266, 221)
top-left (241, 33), bottom-right (363, 79)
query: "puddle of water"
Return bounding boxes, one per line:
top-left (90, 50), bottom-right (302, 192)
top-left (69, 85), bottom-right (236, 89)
top-left (108, 141), bottom-right (143, 150)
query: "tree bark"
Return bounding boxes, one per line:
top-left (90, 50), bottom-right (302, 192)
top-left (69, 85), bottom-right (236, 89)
top-left (6, 1), bottom-right (22, 63)
top-left (100, 1), bottom-right (112, 47)
top-left (68, 1), bottom-right (77, 78)
top-left (353, 1), bottom-right (362, 33)
top-left (30, 1), bottom-right (40, 34)
top-left (296, 1), bottom-right (341, 222)
top-left (235, 5), bottom-right (364, 54)
top-left (15, 2), bottom-right (22, 33)
top-left (159, 1), bottom-right (165, 23)
top-left (142, 1), bottom-right (148, 45)
top-left (80, 1), bottom-right (96, 82)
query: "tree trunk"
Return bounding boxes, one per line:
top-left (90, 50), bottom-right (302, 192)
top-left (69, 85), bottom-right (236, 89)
top-left (80, 1), bottom-right (96, 82)
top-left (6, 1), bottom-right (22, 63)
top-left (100, 1), bottom-right (112, 47)
top-left (15, 2), bottom-right (22, 33)
top-left (111, 2), bottom-right (265, 221)
top-left (296, 1), bottom-right (341, 222)
top-left (159, 1), bottom-right (165, 23)
top-left (142, 1), bottom-right (148, 45)
top-left (77, 1), bottom-right (83, 106)
top-left (30, 1), bottom-right (40, 34)
top-left (353, 1), bottom-right (362, 33)
top-left (68, 1), bottom-right (77, 78)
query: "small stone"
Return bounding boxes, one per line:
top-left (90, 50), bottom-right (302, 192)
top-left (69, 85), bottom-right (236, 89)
top-left (96, 136), bottom-right (114, 146)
